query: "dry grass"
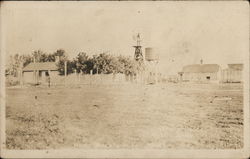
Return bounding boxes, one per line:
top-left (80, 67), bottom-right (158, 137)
top-left (6, 83), bottom-right (243, 149)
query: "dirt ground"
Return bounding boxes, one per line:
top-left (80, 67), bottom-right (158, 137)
top-left (5, 83), bottom-right (243, 149)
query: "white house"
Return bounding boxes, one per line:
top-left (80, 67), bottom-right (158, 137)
top-left (178, 64), bottom-right (221, 83)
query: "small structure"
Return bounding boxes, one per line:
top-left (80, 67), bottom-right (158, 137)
top-left (145, 47), bottom-right (159, 61)
top-left (179, 64), bottom-right (221, 82)
top-left (22, 62), bottom-right (59, 84)
top-left (133, 33), bottom-right (143, 62)
top-left (221, 64), bottom-right (243, 83)
top-left (145, 47), bottom-right (160, 84)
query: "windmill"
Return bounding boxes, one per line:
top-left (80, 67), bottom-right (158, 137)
top-left (133, 33), bottom-right (143, 62)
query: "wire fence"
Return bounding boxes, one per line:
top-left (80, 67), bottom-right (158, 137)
top-left (6, 73), bottom-right (163, 88)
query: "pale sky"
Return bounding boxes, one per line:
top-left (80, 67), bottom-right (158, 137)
top-left (1, 1), bottom-right (249, 75)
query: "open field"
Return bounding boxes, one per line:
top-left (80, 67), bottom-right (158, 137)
top-left (5, 83), bottom-right (243, 149)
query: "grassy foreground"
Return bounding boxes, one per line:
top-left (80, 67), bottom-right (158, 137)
top-left (6, 83), bottom-right (243, 149)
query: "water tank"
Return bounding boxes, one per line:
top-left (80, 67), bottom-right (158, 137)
top-left (145, 47), bottom-right (159, 61)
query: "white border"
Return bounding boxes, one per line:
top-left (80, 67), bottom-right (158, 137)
top-left (0, 1), bottom-right (249, 158)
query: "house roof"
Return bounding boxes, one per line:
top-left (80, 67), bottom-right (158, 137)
top-left (182, 64), bottom-right (220, 73)
top-left (23, 62), bottom-right (58, 71)
top-left (228, 64), bottom-right (243, 70)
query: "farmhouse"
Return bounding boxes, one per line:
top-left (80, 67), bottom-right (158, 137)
top-left (178, 64), bottom-right (221, 82)
top-left (221, 64), bottom-right (243, 83)
top-left (22, 62), bottom-right (59, 84)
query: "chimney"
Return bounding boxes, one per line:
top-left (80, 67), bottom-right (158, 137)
top-left (55, 56), bottom-right (60, 63)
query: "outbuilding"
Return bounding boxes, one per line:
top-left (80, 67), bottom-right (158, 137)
top-left (221, 64), bottom-right (243, 83)
top-left (179, 64), bottom-right (221, 82)
top-left (22, 62), bottom-right (59, 84)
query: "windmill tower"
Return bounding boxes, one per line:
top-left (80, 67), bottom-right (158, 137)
top-left (133, 33), bottom-right (143, 62)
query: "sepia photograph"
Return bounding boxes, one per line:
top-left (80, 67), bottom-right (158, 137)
top-left (0, 1), bottom-right (249, 158)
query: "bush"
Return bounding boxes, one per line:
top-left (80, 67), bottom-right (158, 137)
top-left (5, 76), bottom-right (20, 87)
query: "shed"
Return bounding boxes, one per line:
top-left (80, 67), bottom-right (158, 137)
top-left (23, 62), bottom-right (59, 84)
top-left (180, 64), bottom-right (221, 82)
top-left (221, 64), bottom-right (243, 83)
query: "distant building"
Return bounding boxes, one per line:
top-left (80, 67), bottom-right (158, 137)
top-left (221, 64), bottom-right (243, 83)
top-left (22, 62), bottom-right (59, 84)
top-left (178, 64), bottom-right (221, 82)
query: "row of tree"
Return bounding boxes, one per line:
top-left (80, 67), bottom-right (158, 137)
top-left (6, 49), bottom-right (144, 77)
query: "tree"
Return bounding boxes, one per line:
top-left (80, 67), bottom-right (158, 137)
top-left (40, 53), bottom-right (55, 62)
top-left (90, 55), bottom-right (98, 74)
top-left (54, 49), bottom-right (67, 75)
top-left (116, 55), bottom-right (144, 75)
top-left (22, 54), bottom-right (33, 67)
top-left (53, 49), bottom-right (66, 57)
top-left (94, 53), bottom-right (118, 74)
top-left (6, 49), bottom-right (145, 77)
top-left (6, 54), bottom-right (33, 77)
top-left (32, 50), bottom-right (43, 62)
top-left (75, 52), bottom-right (91, 73)
top-left (31, 50), bottom-right (56, 62)
top-left (53, 49), bottom-right (76, 75)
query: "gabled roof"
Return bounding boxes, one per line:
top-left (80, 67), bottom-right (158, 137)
top-left (228, 64), bottom-right (243, 70)
top-left (183, 64), bottom-right (220, 73)
top-left (23, 62), bottom-right (58, 71)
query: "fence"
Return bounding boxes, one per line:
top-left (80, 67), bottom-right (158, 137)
top-left (9, 73), bottom-right (148, 87)
top-left (6, 72), bottom-right (169, 88)
top-left (52, 73), bottom-right (128, 86)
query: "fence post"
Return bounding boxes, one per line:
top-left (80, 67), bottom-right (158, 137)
top-left (74, 69), bottom-right (77, 85)
top-left (90, 70), bottom-right (93, 85)
top-left (64, 61), bottom-right (67, 86)
top-left (78, 70), bottom-right (81, 84)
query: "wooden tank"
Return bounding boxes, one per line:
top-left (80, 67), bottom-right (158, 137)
top-left (145, 47), bottom-right (159, 61)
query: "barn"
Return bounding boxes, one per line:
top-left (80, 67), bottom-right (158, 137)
top-left (22, 62), bottom-right (59, 84)
top-left (221, 64), bottom-right (243, 83)
top-left (178, 64), bottom-right (221, 82)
